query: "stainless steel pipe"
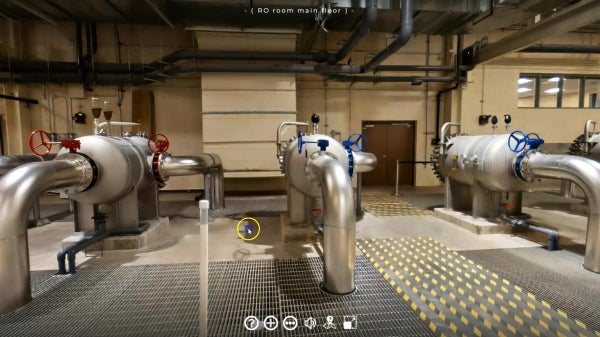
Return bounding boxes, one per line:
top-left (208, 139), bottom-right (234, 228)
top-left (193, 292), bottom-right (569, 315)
top-left (160, 154), bottom-right (222, 176)
top-left (0, 155), bottom-right (43, 175)
top-left (0, 159), bottom-right (94, 314)
top-left (523, 153), bottom-right (600, 272)
top-left (159, 153), bottom-right (225, 210)
top-left (95, 121), bottom-right (140, 135)
top-left (353, 151), bottom-right (377, 173)
top-left (276, 121), bottom-right (309, 167)
top-left (310, 155), bottom-right (356, 294)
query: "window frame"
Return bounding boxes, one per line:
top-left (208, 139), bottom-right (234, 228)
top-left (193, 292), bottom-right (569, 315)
top-left (518, 73), bottom-right (600, 109)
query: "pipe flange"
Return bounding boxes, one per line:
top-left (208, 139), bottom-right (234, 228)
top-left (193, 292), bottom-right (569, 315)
top-left (152, 152), bottom-right (169, 183)
top-left (513, 150), bottom-right (536, 182)
top-left (54, 152), bottom-right (98, 193)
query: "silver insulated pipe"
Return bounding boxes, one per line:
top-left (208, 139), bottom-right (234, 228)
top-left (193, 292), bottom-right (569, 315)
top-left (0, 158), bottom-right (95, 314)
top-left (521, 153), bottom-right (600, 272)
top-left (310, 155), bottom-right (356, 294)
top-left (153, 153), bottom-right (225, 209)
top-left (0, 154), bottom-right (43, 175)
top-left (438, 130), bottom-right (600, 273)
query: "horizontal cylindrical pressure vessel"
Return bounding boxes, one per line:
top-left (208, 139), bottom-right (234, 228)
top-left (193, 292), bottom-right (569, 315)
top-left (439, 134), bottom-right (530, 192)
top-left (57, 136), bottom-right (144, 204)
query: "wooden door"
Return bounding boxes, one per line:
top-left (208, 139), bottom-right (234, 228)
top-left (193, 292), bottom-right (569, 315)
top-left (362, 123), bottom-right (387, 185)
top-left (132, 90), bottom-right (155, 135)
top-left (362, 121), bottom-right (415, 186)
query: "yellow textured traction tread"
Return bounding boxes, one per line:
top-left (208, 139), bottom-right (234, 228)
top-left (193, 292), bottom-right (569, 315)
top-left (357, 237), bottom-right (599, 337)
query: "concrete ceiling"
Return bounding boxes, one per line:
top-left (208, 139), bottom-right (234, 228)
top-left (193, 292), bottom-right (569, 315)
top-left (0, 0), bottom-right (597, 35)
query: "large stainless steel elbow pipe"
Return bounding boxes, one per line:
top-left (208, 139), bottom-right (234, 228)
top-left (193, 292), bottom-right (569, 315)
top-left (523, 153), bottom-right (600, 272)
top-left (310, 155), bottom-right (356, 294)
top-left (0, 158), bottom-right (95, 314)
top-left (153, 153), bottom-right (224, 209)
top-left (159, 154), bottom-right (222, 176)
top-left (353, 151), bottom-right (377, 173)
top-left (0, 155), bottom-right (43, 175)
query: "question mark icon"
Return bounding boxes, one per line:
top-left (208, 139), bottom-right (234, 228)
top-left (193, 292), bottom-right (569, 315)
top-left (244, 315), bottom-right (260, 331)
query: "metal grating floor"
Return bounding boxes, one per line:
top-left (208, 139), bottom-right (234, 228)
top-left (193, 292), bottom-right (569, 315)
top-left (0, 257), bottom-right (433, 337)
top-left (361, 194), bottom-right (427, 217)
top-left (462, 247), bottom-right (600, 332)
top-left (358, 237), bottom-right (600, 337)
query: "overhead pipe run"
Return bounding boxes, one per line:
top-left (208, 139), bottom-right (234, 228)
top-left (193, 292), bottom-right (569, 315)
top-left (519, 44), bottom-right (600, 54)
top-left (334, 0), bottom-right (377, 63)
top-left (328, 75), bottom-right (454, 83)
top-left (473, 0), bottom-right (600, 64)
top-left (362, 0), bottom-right (413, 71)
top-left (145, 1), bottom-right (377, 70)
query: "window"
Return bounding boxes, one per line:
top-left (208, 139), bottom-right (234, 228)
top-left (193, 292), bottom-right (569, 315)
top-left (539, 75), bottom-right (560, 108)
top-left (585, 79), bottom-right (600, 108)
top-left (562, 77), bottom-right (581, 108)
top-left (517, 77), bottom-right (535, 108)
top-left (518, 74), bottom-right (600, 108)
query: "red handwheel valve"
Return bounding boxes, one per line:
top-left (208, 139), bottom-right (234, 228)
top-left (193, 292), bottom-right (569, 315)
top-left (28, 129), bottom-right (53, 156)
top-left (148, 133), bottom-right (170, 153)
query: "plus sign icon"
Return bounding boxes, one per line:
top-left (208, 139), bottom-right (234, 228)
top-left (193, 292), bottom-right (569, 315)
top-left (263, 315), bottom-right (279, 331)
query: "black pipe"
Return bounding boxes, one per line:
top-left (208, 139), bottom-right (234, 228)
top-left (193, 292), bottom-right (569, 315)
top-left (329, 75), bottom-right (454, 83)
top-left (434, 84), bottom-right (459, 144)
top-left (57, 231), bottom-right (110, 274)
top-left (434, 36), bottom-right (462, 144)
top-left (0, 61), bottom-right (146, 74)
top-left (501, 216), bottom-right (559, 251)
top-left (75, 22), bottom-right (83, 83)
top-left (0, 72), bottom-right (149, 85)
top-left (362, 0), bottom-right (413, 71)
top-left (472, 0), bottom-right (493, 26)
top-left (153, 63), bottom-right (362, 77)
top-left (335, 0), bottom-right (377, 62)
top-left (519, 44), bottom-right (600, 54)
top-left (0, 93), bottom-right (38, 105)
top-left (57, 223), bottom-right (151, 274)
top-left (143, 2), bottom-right (375, 71)
top-left (145, 50), bottom-right (332, 70)
top-left (377, 65), bottom-right (469, 72)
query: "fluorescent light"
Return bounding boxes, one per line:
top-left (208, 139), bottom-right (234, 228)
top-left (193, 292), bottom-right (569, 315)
top-left (518, 78), bottom-right (532, 84)
top-left (547, 77), bottom-right (560, 82)
top-left (544, 88), bottom-right (560, 94)
top-left (518, 87), bottom-right (532, 93)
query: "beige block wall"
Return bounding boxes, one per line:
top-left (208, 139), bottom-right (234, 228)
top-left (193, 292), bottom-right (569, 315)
top-left (459, 62), bottom-right (600, 143)
top-left (4, 20), bottom-right (599, 189)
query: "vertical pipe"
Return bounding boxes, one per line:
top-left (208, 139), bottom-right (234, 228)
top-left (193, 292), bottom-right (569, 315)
top-left (310, 155), bottom-right (355, 294)
top-left (524, 153), bottom-right (600, 272)
top-left (356, 172), bottom-right (363, 216)
top-left (198, 200), bottom-right (209, 337)
top-left (0, 159), bottom-right (93, 314)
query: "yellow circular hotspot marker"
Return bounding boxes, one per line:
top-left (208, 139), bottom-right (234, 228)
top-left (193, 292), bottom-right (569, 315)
top-left (236, 217), bottom-right (261, 241)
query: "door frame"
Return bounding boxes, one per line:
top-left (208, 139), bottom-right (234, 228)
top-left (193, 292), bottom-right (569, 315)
top-left (362, 120), bottom-right (417, 186)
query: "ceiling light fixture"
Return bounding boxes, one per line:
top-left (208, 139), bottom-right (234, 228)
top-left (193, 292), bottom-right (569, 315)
top-left (547, 77), bottom-right (560, 82)
top-left (517, 87), bottom-right (532, 93)
top-left (545, 88), bottom-right (560, 94)
top-left (517, 78), bottom-right (532, 84)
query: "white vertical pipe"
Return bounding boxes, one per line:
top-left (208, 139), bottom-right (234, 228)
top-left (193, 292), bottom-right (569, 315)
top-left (199, 200), bottom-right (209, 337)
